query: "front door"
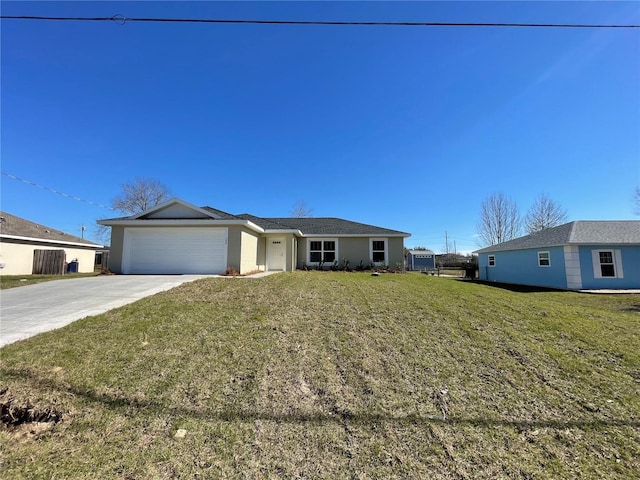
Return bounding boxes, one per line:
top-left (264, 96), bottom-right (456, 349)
top-left (267, 238), bottom-right (286, 271)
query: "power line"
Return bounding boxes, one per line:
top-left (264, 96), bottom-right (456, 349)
top-left (1, 15), bottom-right (638, 29)
top-left (1, 171), bottom-right (114, 210)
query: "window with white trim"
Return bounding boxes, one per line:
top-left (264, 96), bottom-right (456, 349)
top-left (308, 239), bottom-right (336, 263)
top-left (538, 251), bottom-right (550, 267)
top-left (488, 255), bottom-right (496, 267)
top-left (370, 238), bottom-right (388, 264)
top-left (592, 250), bottom-right (624, 279)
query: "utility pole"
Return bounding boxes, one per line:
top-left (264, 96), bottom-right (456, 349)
top-left (81, 225), bottom-right (86, 239)
top-left (445, 231), bottom-right (449, 255)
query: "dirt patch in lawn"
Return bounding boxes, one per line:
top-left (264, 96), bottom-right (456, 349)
top-left (0, 387), bottom-right (63, 442)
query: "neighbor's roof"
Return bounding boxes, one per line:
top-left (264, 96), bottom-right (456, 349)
top-left (0, 211), bottom-right (102, 247)
top-left (475, 221), bottom-right (640, 253)
top-left (259, 217), bottom-right (410, 236)
top-left (407, 249), bottom-right (435, 255)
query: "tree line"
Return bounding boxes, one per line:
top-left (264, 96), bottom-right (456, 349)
top-left (477, 192), bottom-right (568, 247)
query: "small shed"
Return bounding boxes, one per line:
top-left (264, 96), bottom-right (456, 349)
top-left (406, 249), bottom-right (436, 271)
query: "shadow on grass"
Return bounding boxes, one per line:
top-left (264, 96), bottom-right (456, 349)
top-left (460, 279), bottom-right (567, 294)
top-left (6, 368), bottom-right (639, 431)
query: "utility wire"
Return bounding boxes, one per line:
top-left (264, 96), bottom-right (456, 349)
top-left (1, 15), bottom-right (638, 29)
top-left (1, 171), bottom-right (115, 210)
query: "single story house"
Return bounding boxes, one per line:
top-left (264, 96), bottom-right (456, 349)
top-left (406, 249), bottom-right (436, 271)
top-left (0, 211), bottom-right (103, 275)
top-left (98, 198), bottom-right (410, 274)
top-left (475, 220), bottom-right (640, 290)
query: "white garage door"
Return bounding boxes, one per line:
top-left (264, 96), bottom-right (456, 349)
top-left (122, 227), bottom-right (228, 274)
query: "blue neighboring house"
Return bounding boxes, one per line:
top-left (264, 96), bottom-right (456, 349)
top-left (406, 249), bottom-right (436, 271)
top-left (474, 221), bottom-right (640, 290)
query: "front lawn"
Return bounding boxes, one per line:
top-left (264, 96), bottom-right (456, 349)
top-left (1, 272), bottom-right (638, 478)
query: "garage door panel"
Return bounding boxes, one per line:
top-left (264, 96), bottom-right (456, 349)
top-left (123, 228), bottom-right (227, 274)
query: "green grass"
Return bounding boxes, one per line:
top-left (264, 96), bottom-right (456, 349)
top-left (1, 272), bottom-right (638, 478)
top-left (0, 271), bottom-right (101, 289)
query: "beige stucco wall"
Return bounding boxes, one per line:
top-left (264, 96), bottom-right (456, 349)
top-left (387, 237), bottom-right (405, 269)
top-left (0, 240), bottom-right (99, 275)
top-left (228, 226), bottom-right (263, 274)
top-left (256, 237), bottom-right (266, 270)
top-left (296, 236), bottom-right (406, 270)
top-left (107, 226), bottom-right (125, 274)
top-left (239, 230), bottom-right (259, 274)
top-left (288, 235), bottom-right (297, 271)
top-left (282, 234), bottom-right (296, 272)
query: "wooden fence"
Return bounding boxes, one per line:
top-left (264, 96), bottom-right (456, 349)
top-left (32, 249), bottom-right (65, 275)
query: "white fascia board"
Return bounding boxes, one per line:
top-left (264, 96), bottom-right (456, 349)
top-left (566, 241), bottom-right (640, 246)
top-left (300, 233), bottom-right (411, 238)
top-left (97, 218), bottom-right (265, 233)
top-left (477, 240), bottom-right (638, 255)
top-left (263, 229), bottom-right (304, 236)
top-left (0, 234), bottom-right (103, 249)
top-left (476, 243), bottom-right (567, 254)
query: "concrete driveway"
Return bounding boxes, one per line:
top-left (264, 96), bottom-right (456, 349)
top-left (0, 275), bottom-right (214, 347)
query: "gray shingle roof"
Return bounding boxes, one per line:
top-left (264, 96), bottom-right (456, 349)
top-left (234, 214), bottom-right (293, 230)
top-left (475, 221), bottom-right (640, 253)
top-left (260, 217), bottom-right (409, 236)
top-left (200, 207), bottom-right (239, 220)
top-left (0, 211), bottom-right (102, 247)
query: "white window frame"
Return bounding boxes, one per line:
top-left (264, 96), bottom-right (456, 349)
top-left (538, 251), bottom-right (551, 267)
top-left (488, 255), bottom-right (496, 267)
top-left (592, 250), bottom-right (624, 279)
top-left (370, 238), bottom-right (388, 265)
top-left (307, 238), bottom-right (338, 264)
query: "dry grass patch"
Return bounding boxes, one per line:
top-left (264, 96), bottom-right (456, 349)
top-left (1, 272), bottom-right (638, 478)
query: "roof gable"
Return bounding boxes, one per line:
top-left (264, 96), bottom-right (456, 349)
top-left (133, 198), bottom-right (222, 220)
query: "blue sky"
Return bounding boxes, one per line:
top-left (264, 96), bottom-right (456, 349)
top-left (2, 1), bottom-right (639, 253)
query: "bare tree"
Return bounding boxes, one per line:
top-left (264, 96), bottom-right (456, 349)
top-left (634, 186), bottom-right (640, 216)
top-left (524, 193), bottom-right (568, 233)
top-left (93, 223), bottom-right (112, 245)
top-left (111, 177), bottom-right (172, 215)
top-left (291, 200), bottom-right (313, 218)
top-left (94, 178), bottom-right (172, 245)
top-left (477, 193), bottom-right (521, 246)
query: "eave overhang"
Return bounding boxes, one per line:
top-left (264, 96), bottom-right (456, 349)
top-left (0, 234), bottom-right (103, 249)
top-left (299, 233), bottom-right (411, 238)
top-left (97, 218), bottom-right (265, 233)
